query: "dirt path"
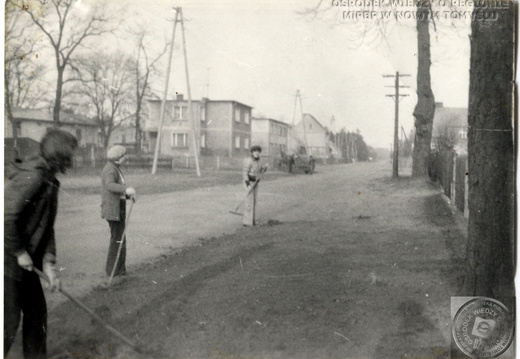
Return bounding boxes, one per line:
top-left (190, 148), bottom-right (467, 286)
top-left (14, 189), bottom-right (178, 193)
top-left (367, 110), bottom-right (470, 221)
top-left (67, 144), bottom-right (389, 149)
top-left (13, 162), bottom-right (469, 359)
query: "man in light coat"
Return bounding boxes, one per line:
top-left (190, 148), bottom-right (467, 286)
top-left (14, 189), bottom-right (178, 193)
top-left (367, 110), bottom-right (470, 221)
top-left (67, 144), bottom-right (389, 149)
top-left (101, 145), bottom-right (136, 277)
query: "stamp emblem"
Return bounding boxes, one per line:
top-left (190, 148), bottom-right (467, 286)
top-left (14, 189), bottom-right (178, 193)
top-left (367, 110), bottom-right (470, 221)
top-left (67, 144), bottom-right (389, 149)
top-left (452, 297), bottom-right (514, 358)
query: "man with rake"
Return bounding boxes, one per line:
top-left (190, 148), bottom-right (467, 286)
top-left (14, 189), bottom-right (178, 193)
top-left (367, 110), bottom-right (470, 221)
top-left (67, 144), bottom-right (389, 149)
top-left (242, 145), bottom-right (268, 226)
top-left (101, 145), bottom-right (136, 278)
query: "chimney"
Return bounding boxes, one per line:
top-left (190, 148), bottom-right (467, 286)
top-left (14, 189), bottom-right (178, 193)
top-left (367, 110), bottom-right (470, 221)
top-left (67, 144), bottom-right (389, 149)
top-left (435, 102), bottom-right (443, 108)
top-left (202, 97), bottom-right (209, 103)
top-left (176, 93), bottom-right (184, 101)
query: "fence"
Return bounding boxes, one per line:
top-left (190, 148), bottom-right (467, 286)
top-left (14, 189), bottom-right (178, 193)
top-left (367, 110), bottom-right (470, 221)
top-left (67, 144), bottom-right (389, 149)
top-left (429, 150), bottom-right (468, 218)
top-left (70, 149), bottom-right (286, 172)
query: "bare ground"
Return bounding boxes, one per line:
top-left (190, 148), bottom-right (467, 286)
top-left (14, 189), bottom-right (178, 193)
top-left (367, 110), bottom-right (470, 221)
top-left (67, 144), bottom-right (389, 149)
top-left (33, 162), bottom-right (468, 359)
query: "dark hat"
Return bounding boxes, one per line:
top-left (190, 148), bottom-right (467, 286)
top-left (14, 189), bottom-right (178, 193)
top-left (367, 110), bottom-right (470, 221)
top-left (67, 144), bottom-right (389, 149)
top-left (250, 145), bottom-right (262, 153)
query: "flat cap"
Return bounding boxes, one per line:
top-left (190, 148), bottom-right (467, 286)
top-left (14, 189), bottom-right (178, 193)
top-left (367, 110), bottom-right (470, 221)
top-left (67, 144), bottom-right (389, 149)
top-left (250, 145), bottom-right (262, 153)
top-left (107, 145), bottom-right (127, 160)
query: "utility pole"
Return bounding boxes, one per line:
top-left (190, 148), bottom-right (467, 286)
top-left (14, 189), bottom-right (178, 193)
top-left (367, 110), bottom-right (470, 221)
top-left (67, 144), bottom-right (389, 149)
top-left (292, 90), bottom-right (308, 155)
top-left (152, 9), bottom-right (179, 175)
top-left (180, 7), bottom-right (201, 177)
top-left (384, 71), bottom-right (410, 178)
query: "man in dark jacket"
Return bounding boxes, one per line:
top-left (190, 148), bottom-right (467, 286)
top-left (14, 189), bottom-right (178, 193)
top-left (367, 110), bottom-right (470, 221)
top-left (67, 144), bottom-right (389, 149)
top-left (4, 129), bottom-right (78, 359)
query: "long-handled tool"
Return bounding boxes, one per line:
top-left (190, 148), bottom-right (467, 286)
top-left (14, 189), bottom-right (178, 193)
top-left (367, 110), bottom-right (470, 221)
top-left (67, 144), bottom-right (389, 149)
top-left (229, 168), bottom-right (267, 216)
top-left (108, 198), bottom-right (135, 286)
top-left (34, 268), bottom-right (146, 354)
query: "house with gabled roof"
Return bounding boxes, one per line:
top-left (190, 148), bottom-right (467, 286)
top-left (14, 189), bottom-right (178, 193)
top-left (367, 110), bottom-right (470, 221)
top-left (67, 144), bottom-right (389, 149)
top-left (290, 113), bottom-right (339, 159)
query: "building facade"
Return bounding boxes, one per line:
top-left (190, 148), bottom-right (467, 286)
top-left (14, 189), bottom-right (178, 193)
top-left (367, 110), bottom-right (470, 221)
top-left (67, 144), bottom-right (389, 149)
top-left (144, 96), bottom-right (253, 157)
top-left (432, 102), bottom-right (468, 154)
top-left (251, 117), bottom-right (290, 156)
top-left (6, 108), bottom-right (98, 147)
top-left (290, 113), bottom-right (339, 159)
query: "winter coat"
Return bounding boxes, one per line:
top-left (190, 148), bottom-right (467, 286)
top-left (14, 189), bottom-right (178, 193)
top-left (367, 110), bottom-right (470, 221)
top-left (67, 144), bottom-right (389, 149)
top-left (101, 161), bottom-right (127, 221)
top-left (4, 155), bottom-right (59, 281)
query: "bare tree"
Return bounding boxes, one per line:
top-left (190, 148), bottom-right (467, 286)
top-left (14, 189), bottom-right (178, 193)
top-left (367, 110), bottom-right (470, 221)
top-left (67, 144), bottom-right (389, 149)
top-left (5, 1), bottom-right (48, 138)
top-left (70, 51), bottom-right (135, 151)
top-left (128, 27), bottom-right (169, 154)
top-left (15, 0), bottom-right (120, 126)
top-left (464, 1), bottom-right (514, 297)
top-left (411, 3), bottom-right (435, 177)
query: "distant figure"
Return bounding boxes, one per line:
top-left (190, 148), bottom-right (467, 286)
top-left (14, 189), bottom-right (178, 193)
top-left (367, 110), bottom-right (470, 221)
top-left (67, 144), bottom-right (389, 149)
top-left (5, 129), bottom-right (78, 359)
top-left (242, 145), bottom-right (268, 226)
top-left (101, 145), bottom-right (136, 278)
top-left (309, 155), bottom-right (316, 174)
top-left (288, 154), bottom-right (295, 173)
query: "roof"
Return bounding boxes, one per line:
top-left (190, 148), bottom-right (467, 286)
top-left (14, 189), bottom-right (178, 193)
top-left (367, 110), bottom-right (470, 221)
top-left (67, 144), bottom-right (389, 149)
top-left (12, 108), bottom-right (97, 127)
top-left (295, 114), bottom-right (327, 132)
top-left (252, 117), bottom-right (291, 127)
top-left (207, 100), bottom-right (253, 109)
top-left (147, 99), bottom-right (254, 109)
top-left (433, 105), bottom-right (468, 129)
top-left (147, 99), bottom-right (204, 104)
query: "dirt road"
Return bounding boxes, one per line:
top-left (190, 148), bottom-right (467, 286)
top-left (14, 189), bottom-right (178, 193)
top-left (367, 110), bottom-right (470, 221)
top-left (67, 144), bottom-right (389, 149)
top-left (16, 161), bottom-right (472, 358)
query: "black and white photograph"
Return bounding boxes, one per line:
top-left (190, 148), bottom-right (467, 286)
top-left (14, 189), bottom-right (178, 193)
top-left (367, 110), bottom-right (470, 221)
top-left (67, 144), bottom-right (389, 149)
top-left (3, 0), bottom-right (515, 358)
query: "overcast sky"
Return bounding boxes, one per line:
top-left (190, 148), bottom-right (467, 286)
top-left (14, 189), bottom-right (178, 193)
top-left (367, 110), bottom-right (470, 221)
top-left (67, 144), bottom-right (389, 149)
top-left (32, 0), bottom-right (475, 149)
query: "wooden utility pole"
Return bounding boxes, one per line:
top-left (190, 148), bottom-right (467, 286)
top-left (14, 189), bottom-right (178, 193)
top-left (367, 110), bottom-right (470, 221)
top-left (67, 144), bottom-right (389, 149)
top-left (292, 90), bottom-right (308, 155)
top-left (384, 71), bottom-right (410, 178)
top-left (152, 9), bottom-right (179, 175)
top-left (180, 8), bottom-right (201, 177)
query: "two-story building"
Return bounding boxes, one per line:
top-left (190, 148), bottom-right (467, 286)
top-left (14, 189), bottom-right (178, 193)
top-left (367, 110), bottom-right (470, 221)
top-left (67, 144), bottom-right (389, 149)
top-left (251, 117), bottom-right (290, 156)
top-left (145, 95), bottom-right (207, 156)
top-left (144, 95), bottom-right (253, 157)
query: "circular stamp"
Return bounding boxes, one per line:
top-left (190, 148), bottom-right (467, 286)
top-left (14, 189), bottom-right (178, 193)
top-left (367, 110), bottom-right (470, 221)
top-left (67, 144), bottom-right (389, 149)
top-left (452, 297), bottom-right (514, 358)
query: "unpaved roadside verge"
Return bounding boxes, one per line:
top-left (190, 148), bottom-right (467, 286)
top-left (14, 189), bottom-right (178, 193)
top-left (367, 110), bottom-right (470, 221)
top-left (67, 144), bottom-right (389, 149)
top-left (45, 174), bottom-right (468, 359)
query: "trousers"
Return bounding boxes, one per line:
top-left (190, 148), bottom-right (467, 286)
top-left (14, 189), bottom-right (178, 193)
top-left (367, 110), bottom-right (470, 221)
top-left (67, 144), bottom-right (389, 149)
top-left (242, 183), bottom-right (258, 226)
top-left (106, 200), bottom-right (126, 277)
top-left (4, 271), bottom-right (47, 359)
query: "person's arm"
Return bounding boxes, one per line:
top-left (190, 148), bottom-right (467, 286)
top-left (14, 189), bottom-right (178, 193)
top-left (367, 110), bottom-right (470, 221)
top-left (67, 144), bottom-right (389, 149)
top-left (242, 158), bottom-right (252, 186)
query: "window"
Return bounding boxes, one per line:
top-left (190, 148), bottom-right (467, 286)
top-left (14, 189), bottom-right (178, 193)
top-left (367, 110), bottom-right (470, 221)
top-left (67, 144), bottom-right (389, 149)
top-left (244, 137), bottom-right (249, 149)
top-left (174, 106), bottom-right (181, 119)
top-left (235, 108), bottom-right (241, 123)
top-left (200, 106), bottom-right (206, 122)
top-left (235, 135), bottom-right (240, 149)
top-left (245, 111), bottom-right (250, 124)
top-left (181, 106), bottom-right (188, 119)
top-left (200, 134), bottom-right (206, 148)
top-left (171, 133), bottom-right (188, 147)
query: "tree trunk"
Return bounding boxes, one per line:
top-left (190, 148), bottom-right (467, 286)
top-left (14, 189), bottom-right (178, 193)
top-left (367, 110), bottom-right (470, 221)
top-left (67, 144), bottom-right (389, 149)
top-left (5, 66), bottom-right (17, 140)
top-left (463, 1), bottom-right (514, 297)
top-left (53, 66), bottom-right (64, 127)
top-left (411, 5), bottom-right (435, 177)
